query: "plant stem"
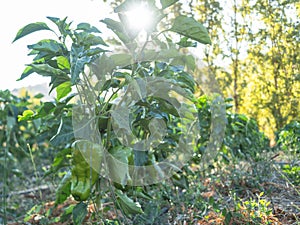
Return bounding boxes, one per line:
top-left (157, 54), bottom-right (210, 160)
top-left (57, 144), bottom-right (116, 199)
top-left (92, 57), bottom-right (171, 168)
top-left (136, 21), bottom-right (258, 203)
top-left (27, 144), bottom-right (43, 200)
top-left (3, 128), bottom-right (9, 225)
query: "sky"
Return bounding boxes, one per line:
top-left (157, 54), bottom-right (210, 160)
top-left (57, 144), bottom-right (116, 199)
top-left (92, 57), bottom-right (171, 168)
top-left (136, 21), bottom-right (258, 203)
top-left (0, 0), bottom-right (112, 91)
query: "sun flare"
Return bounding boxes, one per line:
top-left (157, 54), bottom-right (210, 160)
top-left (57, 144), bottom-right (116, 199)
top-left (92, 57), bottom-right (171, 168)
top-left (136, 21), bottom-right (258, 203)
top-left (125, 3), bottom-right (154, 31)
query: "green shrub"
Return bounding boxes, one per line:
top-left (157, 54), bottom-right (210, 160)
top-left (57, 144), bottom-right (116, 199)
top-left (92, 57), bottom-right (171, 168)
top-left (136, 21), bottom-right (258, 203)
top-left (196, 96), bottom-right (271, 160)
top-left (276, 120), bottom-right (300, 155)
top-left (224, 112), bottom-right (271, 159)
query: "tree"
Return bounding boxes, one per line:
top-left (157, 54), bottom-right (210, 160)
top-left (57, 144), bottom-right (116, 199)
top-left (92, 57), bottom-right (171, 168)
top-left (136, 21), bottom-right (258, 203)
top-left (192, 0), bottom-right (299, 138)
top-left (239, 0), bottom-right (300, 137)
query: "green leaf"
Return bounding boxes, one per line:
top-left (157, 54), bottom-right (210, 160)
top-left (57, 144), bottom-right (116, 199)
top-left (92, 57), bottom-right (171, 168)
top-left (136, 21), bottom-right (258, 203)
top-left (157, 48), bottom-right (181, 61)
top-left (115, 190), bottom-right (143, 215)
top-left (142, 49), bottom-right (159, 61)
top-left (89, 53), bottom-right (115, 78)
top-left (18, 109), bottom-right (34, 121)
top-left (76, 22), bottom-right (101, 33)
top-left (70, 45), bottom-right (91, 84)
top-left (177, 71), bottom-right (195, 92)
top-left (44, 148), bottom-right (72, 178)
top-left (113, 71), bottom-right (131, 79)
top-left (160, 0), bottom-right (179, 9)
top-left (35, 102), bottom-right (56, 118)
top-left (91, 34), bottom-right (106, 46)
top-left (176, 37), bottom-right (197, 48)
top-left (111, 107), bottom-right (131, 133)
top-left (47, 17), bottom-right (71, 38)
top-left (57, 56), bottom-right (71, 70)
top-left (107, 146), bottom-right (132, 186)
top-left (101, 18), bottom-right (136, 49)
top-left (30, 64), bottom-right (67, 77)
top-left (72, 202), bottom-right (88, 225)
top-left (27, 39), bottom-right (65, 54)
top-left (50, 73), bottom-right (71, 93)
top-left (101, 79), bottom-right (121, 91)
top-left (159, 99), bottom-right (179, 117)
top-left (60, 204), bottom-right (75, 223)
top-left (133, 150), bottom-right (148, 166)
top-left (238, 114), bottom-right (248, 122)
top-left (135, 189), bottom-right (153, 200)
top-left (85, 47), bottom-right (107, 56)
top-left (73, 141), bottom-right (103, 173)
top-left (29, 50), bottom-right (54, 62)
top-left (172, 174), bottom-right (189, 189)
top-left (13, 22), bottom-right (52, 42)
top-left (28, 64), bottom-right (70, 92)
top-left (47, 16), bottom-right (60, 24)
top-left (76, 32), bottom-right (108, 47)
top-left (110, 53), bottom-right (133, 67)
top-left (34, 93), bottom-right (44, 99)
top-left (56, 81), bottom-right (72, 100)
top-left (101, 18), bottom-right (124, 35)
top-left (170, 15), bottom-right (211, 45)
top-left (50, 116), bottom-right (74, 146)
top-left (55, 171), bottom-right (72, 205)
top-left (18, 66), bottom-right (34, 80)
top-left (224, 210), bottom-right (233, 224)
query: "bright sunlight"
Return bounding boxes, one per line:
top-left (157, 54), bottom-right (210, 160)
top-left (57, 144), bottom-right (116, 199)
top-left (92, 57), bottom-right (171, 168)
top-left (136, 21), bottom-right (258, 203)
top-left (125, 2), bottom-right (154, 31)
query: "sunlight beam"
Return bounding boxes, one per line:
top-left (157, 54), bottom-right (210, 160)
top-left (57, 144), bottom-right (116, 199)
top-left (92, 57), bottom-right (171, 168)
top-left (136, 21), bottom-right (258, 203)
top-left (125, 3), bottom-right (154, 31)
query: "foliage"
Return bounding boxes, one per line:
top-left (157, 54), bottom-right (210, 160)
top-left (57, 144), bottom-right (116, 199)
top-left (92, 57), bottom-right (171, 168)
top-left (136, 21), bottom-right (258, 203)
top-left (277, 121), bottom-right (300, 185)
top-left (0, 90), bottom-right (54, 186)
top-left (1, 90), bottom-right (37, 161)
top-left (192, 0), bottom-right (300, 138)
top-left (196, 96), bottom-right (270, 160)
top-left (0, 90), bottom-right (59, 223)
top-left (276, 120), bottom-right (300, 155)
top-left (281, 165), bottom-right (300, 186)
top-left (224, 112), bottom-right (271, 160)
top-left (222, 192), bottom-right (276, 225)
top-left (236, 0), bottom-right (299, 136)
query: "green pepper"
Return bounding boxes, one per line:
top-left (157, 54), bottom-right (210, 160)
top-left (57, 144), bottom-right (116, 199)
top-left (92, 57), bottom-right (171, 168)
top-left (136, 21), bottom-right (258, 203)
top-left (71, 141), bottom-right (101, 201)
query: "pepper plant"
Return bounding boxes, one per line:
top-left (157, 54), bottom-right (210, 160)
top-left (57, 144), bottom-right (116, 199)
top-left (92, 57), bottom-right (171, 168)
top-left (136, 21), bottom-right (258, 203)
top-left (13, 0), bottom-right (223, 223)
